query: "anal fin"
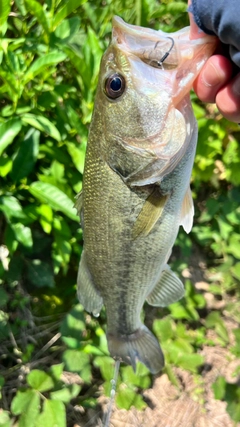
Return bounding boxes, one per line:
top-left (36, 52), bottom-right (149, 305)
top-left (77, 250), bottom-right (103, 317)
top-left (132, 188), bottom-right (168, 238)
top-left (147, 265), bottom-right (184, 307)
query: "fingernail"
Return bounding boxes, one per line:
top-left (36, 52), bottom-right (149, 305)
top-left (232, 76), bottom-right (240, 95)
top-left (201, 62), bottom-right (224, 87)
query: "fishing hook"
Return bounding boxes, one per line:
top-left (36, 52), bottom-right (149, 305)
top-left (155, 36), bottom-right (175, 68)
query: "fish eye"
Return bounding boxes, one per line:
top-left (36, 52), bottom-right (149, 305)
top-left (105, 73), bottom-right (126, 99)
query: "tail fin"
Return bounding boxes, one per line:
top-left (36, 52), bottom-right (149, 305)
top-left (107, 325), bottom-right (164, 374)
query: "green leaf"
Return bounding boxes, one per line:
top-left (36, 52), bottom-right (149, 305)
top-left (53, 216), bottom-right (72, 239)
top-left (24, 52), bottom-right (67, 83)
top-left (63, 349), bottom-right (91, 383)
top-left (50, 363), bottom-right (64, 381)
top-left (153, 318), bottom-right (173, 342)
top-left (212, 376), bottom-right (226, 400)
top-left (121, 365), bottom-right (151, 389)
top-left (11, 223), bottom-right (33, 247)
top-left (27, 369), bottom-right (54, 392)
top-left (24, 0), bottom-right (50, 38)
top-left (35, 400), bottom-right (66, 427)
top-left (115, 387), bottom-right (146, 411)
top-left (166, 1), bottom-right (187, 14)
top-left (0, 155), bottom-right (12, 177)
top-left (50, 160), bottom-right (65, 182)
top-left (94, 356), bottom-right (115, 382)
top-left (29, 181), bottom-right (79, 221)
top-left (169, 301), bottom-right (199, 321)
top-left (11, 129), bottom-right (40, 181)
top-left (228, 234), bottom-right (240, 259)
top-left (227, 400), bottom-right (240, 423)
top-left (0, 287), bottom-right (9, 307)
top-left (164, 364), bottom-right (180, 388)
top-left (60, 304), bottom-right (85, 341)
top-left (0, 410), bottom-right (11, 427)
top-left (37, 204), bottom-right (53, 234)
top-left (50, 388), bottom-right (72, 404)
top-left (176, 353), bottom-right (204, 373)
top-left (26, 259), bottom-right (55, 288)
top-left (0, 0), bottom-right (11, 27)
top-left (53, 0), bottom-right (87, 29)
top-left (22, 114), bottom-right (61, 142)
top-left (67, 141), bottom-right (86, 174)
top-left (53, 16), bottom-right (81, 43)
top-left (0, 375), bottom-right (4, 388)
top-left (50, 384), bottom-right (81, 403)
top-left (0, 118), bottom-right (22, 156)
top-left (54, 234), bottom-right (71, 271)
top-left (0, 195), bottom-right (25, 220)
top-left (231, 328), bottom-right (240, 357)
top-left (11, 389), bottom-right (40, 427)
top-left (205, 312), bottom-right (229, 343)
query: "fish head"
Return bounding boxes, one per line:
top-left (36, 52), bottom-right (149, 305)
top-left (93, 17), bottom-right (217, 184)
top-left (94, 16), bottom-right (217, 137)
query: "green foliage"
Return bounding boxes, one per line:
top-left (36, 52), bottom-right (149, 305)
top-left (212, 376), bottom-right (240, 423)
top-left (168, 280), bottom-right (206, 321)
top-left (153, 315), bottom-right (205, 376)
top-left (9, 363), bottom-right (78, 427)
top-left (0, 0), bottom-right (239, 425)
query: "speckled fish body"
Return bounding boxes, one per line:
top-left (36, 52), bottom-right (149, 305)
top-left (76, 17), bottom-right (217, 373)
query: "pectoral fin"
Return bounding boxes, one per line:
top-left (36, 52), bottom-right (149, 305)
top-left (147, 264), bottom-right (184, 307)
top-left (180, 186), bottom-right (194, 234)
top-left (132, 188), bottom-right (168, 239)
top-left (77, 250), bottom-right (103, 317)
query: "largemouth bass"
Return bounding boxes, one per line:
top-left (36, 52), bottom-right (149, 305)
top-left (76, 17), bottom-right (217, 374)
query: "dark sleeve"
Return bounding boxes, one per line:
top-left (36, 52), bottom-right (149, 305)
top-left (190, 0), bottom-right (240, 67)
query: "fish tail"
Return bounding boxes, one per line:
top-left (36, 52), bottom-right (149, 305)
top-left (107, 325), bottom-right (164, 374)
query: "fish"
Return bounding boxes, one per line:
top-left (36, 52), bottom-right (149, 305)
top-left (75, 16), bottom-right (217, 374)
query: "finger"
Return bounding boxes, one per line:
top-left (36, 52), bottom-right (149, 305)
top-left (193, 55), bottom-right (233, 103)
top-left (216, 73), bottom-right (240, 123)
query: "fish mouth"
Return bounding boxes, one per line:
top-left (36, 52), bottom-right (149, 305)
top-left (111, 16), bottom-right (217, 102)
top-left (112, 16), bottom-right (215, 69)
top-left (112, 16), bottom-right (192, 68)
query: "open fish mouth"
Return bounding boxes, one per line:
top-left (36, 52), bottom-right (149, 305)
top-left (112, 16), bottom-right (197, 69)
top-left (111, 16), bottom-right (217, 102)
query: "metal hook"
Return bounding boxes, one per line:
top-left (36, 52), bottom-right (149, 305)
top-left (155, 36), bottom-right (175, 68)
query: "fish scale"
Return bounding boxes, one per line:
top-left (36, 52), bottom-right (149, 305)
top-left (76, 17), bottom-right (217, 373)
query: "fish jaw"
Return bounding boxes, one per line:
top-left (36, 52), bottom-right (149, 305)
top-left (112, 16), bottom-right (218, 104)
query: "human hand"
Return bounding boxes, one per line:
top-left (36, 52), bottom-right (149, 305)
top-left (188, 0), bottom-right (240, 123)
